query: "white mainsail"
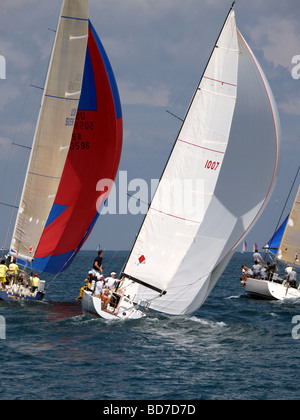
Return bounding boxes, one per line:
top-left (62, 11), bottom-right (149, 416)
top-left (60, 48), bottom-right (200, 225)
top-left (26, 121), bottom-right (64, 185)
top-left (121, 6), bottom-right (281, 315)
top-left (277, 186), bottom-right (300, 267)
top-left (10, 0), bottom-right (89, 261)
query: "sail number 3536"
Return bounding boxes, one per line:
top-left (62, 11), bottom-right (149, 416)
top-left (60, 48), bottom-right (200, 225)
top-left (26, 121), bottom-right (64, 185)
top-left (204, 160), bottom-right (220, 171)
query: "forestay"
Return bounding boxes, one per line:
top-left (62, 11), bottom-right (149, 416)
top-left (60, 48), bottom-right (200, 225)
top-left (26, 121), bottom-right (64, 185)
top-left (122, 7), bottom-right (281, 315)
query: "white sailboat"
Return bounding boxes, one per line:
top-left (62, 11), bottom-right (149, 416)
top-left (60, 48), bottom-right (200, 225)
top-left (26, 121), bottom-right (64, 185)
top-left (245, 185), bottom-right (300, 300)
top-left (82, 2), bottom-right (281, 319)
top-left (241, 241), bottom-right (247, 253)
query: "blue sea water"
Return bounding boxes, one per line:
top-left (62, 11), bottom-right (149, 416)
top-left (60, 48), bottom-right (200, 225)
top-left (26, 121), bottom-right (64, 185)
top-left (0, 250), bottom-right (299, 401)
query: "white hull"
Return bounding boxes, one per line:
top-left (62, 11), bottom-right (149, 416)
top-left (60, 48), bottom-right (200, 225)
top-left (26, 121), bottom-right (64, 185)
top-left (82, 290), bottom-right (146, 320)
top-left (245, 278), bottom-right (300, 301)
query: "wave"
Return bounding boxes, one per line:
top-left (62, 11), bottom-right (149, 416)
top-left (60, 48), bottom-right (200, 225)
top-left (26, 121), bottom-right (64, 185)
top-left (189, 316), bottom-right (226, 329)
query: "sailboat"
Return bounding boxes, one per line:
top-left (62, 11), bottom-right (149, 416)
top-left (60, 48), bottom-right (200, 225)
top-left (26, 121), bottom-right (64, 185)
top-left (241, 241), bottom-right (247, 253)
top-left (82, 2), bottom-right (281, 319)
top-left (245, 186), bottom-right (300, 300)
top-left (0, 0), bottom-right (122, 301)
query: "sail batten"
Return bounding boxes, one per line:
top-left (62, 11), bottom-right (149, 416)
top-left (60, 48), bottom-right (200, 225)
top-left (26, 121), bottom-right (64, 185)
top-left (61, 16), bottom-right (89, 21)
top-left (177, 139), bottom-right (226, 153)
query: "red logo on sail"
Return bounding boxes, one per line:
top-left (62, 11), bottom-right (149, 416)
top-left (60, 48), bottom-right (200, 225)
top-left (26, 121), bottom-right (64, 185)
top-left (138, 255), bottom-right (146, 265)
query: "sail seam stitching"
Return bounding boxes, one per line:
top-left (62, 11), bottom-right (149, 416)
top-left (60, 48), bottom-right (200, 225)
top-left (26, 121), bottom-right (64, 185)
top-left (178, 139), bottom-right (225, 154)
top-left (203, 76), bottom-right (237, 87)
top-left (150, 207), bottom-right (202, 224)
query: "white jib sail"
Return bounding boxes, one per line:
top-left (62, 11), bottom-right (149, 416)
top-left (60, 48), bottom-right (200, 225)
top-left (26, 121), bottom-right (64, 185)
top-left (10, 0), bottom-right (89, 261)
top-left (122, 8), bottom-right (281, 315)
top-left (277, 186), bottom-right (300, 267)
top-left (122, 10), bottom-right (239, 309)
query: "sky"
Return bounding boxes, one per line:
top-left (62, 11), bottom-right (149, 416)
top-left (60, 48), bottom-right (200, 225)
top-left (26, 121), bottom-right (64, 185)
top-left (0, 0), bottom-right (299, 253)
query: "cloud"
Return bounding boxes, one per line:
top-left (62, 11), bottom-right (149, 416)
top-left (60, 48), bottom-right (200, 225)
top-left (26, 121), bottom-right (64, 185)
top-left (0, 82), bottom-right (20, 112)
top-left (1, 0), bottom-right (40, 14)
top-left (0, 135), bottom-right (13, 161)
top-left (243, 8), bottom-right (300, 118)
top-left (248, 16), bottom-right (300, 72)
top-left (278, 97), bottom-right (300, 116)
top-left (1, 40), bottom-right (32, 72)
top-left (119, 81), bottom-right (171, 107)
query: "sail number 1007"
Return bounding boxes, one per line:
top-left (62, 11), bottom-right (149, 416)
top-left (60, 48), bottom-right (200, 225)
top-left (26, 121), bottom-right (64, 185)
top-left (204, 160), bottom-right (220, 171)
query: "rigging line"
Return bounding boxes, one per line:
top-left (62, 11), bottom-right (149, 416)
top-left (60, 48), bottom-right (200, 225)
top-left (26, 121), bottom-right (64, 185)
top-left (12, 143), bottom-right (32, 150)
top-left (126, 193), bottom-right (150, 208)
top-left (45, 250), bottom-right (77, 293)
top-left (30, 84), bottom-right (44, 91)
top-left (272, 164), bottom-right (300, 240)
top-left (166, 110), bottom-right (184, 122)
top-left (0, 202), bottom-right (19, 210)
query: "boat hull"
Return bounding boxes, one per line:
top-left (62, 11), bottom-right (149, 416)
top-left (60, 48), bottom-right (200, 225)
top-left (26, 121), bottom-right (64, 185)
top-left (82, 290), bottom-right (145, 320)
top-left (245, 278), bottom-right (300, 301)
top-left (0, 290), bottom-right (45, 302)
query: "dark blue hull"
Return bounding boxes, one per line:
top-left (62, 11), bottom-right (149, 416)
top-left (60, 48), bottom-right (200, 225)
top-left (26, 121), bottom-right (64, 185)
top-left (0, 290), bottom-right (45, 302)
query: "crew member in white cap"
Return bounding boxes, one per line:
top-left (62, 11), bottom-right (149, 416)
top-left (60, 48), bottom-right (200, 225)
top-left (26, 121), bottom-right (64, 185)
top-left (94, 275), bottom-right (105, 296)
top-left (104, 272), bottom-right (122, 291)
top-left (102, 272), bottom-right (124, 311)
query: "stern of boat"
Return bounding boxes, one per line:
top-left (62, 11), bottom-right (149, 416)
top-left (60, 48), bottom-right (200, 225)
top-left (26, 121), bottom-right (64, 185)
top-left (82, 290), bottom-right (146, 320)
top-left (245, 278), bottom-right (300, 300)
top-left (245, 278), bottom-right (276, 300)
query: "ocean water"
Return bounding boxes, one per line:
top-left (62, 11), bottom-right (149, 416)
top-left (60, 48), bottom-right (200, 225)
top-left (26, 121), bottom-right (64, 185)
top-left (0, 250), bottom-right (299, 401)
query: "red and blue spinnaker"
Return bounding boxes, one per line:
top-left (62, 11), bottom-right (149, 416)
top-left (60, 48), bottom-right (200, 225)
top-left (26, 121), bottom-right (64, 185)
top-left (29, 21), bottom-right (122, 273)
